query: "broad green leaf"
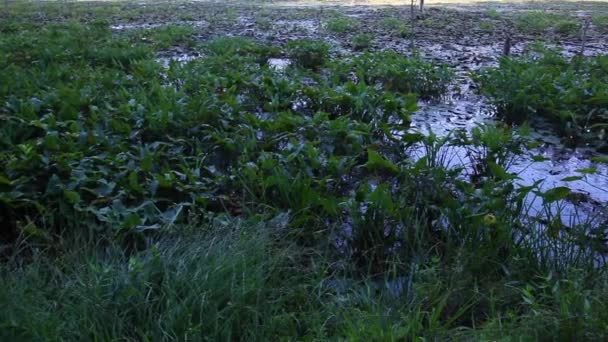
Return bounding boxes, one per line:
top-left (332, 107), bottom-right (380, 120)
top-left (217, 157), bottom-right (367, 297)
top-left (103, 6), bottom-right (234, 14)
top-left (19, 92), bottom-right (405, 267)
top-left (44, 134), bottom-right (61, 151)
top-left (19, 221), bottom-right (51, 241)
top-left (488, 162), bottom-right (515, 180)
top-left (575, 167), bottom-right (597, 174)
top-left (592, 156), bottom-right (608, 164)
top-left (366, 184), bottom-right (394, 212)
top-left (64, 190), bottom-right (81, 204)
top-left (128, 171), bottom-right (144, 193)
top-left (542, 186), bottom-right (571, 204)
top-left (0, 176), bottom-right (12, 185)
top-left (95, 180), bottom-right (116, 197)
top-left (122, 213), bottom-right (142, 229)
top-left (560, 176), bottom-right (583, 182)
top-left (531, 155), bottom-right (550, 162)
top-left (365, 149), bottom-right (399, 174)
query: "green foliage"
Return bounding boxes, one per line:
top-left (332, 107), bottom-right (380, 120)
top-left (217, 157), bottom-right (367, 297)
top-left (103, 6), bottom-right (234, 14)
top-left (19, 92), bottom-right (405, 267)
top-left (131, 24), bottom-right (197, 50)
top-left (351, 33), bottom-right (374, 51)
top-left (453, 123), bottom-right (530, 180)
top-left (515, 12), bottom-right (580, 36)
top-left (486, 8), bottom-right (500, 19)
top-left (256, 17), bottom-right (273, 30)
top-left (479, 21), bottom-right (494, 33)
top-left (205, 36), bottom-right (279, 62)
top-left (554, 19), bottom-right (581, 35)
top-left (379, 16), bottom-right (410, 37)
top-left (379, 16), bottom-right (403, 30)
top-left (1, 22), bottom-right (435, 244)
top-left (4, 223), bottom-right (605, 341)
top-left (286, 39), bottom-right (330, 69)
top-left (325, 16), bottom-right (358, 33)
top-left (328, 51), bottom-right (453, 99)
top-left (592, 14), bottom-right (608, 32)
top-left (0, 221), bottom-right (328, 340)
top-left (1, 3), bottom-right (607, 340)
top-left (477, 46), bottom-right (608, 147)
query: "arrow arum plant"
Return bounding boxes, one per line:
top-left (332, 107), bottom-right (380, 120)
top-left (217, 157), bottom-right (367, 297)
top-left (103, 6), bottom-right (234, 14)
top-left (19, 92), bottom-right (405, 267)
top-left (477, 46), bottom-right (608, 149)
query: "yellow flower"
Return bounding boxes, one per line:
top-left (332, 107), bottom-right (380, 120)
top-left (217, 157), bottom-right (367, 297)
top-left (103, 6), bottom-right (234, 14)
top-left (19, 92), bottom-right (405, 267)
top-left (483, 214), bottom-right (497, 225)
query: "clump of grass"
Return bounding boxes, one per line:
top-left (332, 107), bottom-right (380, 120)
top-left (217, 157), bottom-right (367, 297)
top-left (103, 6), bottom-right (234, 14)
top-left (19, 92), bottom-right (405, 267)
top-left (205, 36), bottom-right (279, 62)
top-left (256, 17), bottom-right (273, 30)
top-left (479, 21), bottom-right (494, 33)
top-left (329, 51), bottom-right (453, 99)
top-left (554, 19), bottom-right (581, 35)
top-left (133, 24), bottom-right (197, 50)
top-left (379, 16), bottom-right (410, 37)
top-left (0, 220), bottom-right (329, 340)
top-left (395, 25), bottom-right (411, 38)
top-left (515, 12), bottom-right (580, 36)
top-left (351, 33), bottom-right (374, 51)
top-left (286, 39), bottom-right (330, 69)
top-left (486, 8), bottom-right (500, 19)
top-left (592, 14), bottom-right (608, 32)
top-left (379, 16), bottom-right (403, 30)
top-left (178, 13), bottom-right (195, 21)
top-left (325, 16), bottom-right (358, 33)
top-left (4, 215), bottom-right (605, 341)
top-left (225, 8), bottom-right (238, 23)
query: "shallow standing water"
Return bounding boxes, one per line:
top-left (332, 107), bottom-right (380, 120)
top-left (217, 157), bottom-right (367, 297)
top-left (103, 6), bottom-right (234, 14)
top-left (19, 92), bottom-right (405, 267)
top-left (411, 39), bottom-right (608, 208)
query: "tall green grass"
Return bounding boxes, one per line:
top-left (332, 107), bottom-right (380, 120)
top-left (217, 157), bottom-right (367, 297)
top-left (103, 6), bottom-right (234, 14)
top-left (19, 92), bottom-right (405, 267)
top-left (2, 215), bottom-right (607, 340)
top-left (0, 219), bottom-right (327, 340)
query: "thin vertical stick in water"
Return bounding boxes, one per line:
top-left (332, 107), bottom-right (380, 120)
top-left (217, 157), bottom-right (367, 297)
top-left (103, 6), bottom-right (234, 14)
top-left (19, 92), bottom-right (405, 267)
top-left (410, 0), bottom-right (416, 50)
top-left (503, 34), bottom-right (512, 56)
top-left (580, 18), bottom-right (591, 56)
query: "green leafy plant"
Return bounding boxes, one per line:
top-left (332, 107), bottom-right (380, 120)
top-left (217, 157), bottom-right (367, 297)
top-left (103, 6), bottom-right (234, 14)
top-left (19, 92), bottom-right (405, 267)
top-left (379, 16), bottom-right (410, 37)
top-left (328, 51), bottom-right (453, 99)
top-left (515, 12), bottom-right (580, 36)
top-left (592, 14), bottom-right (608, 32)
top-left (325, 16), bottom-right (358, 33)
top-left (286, 39), bottom-right (330, 69)
top-left (1, 3), bottom-right (607, 341)
top-left (476, 46), bottom-right (608, 147)
top-left (133, 24), bottom-right (197, 50)
top-left (486, 8), bottom-right (500, 19)
top-left (351, 33), bottom-right (374, 51)
top-left (479, 21), bottom-right (494, 33)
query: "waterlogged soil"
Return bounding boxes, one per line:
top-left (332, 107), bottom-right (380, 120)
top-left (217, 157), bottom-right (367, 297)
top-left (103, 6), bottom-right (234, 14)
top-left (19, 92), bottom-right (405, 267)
top-left (106, 2), bottom-right (608, 208)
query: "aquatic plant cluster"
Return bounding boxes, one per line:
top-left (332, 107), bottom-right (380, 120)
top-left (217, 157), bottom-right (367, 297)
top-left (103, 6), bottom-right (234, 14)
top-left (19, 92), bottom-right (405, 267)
top-left (1, 3), bottom-right (607, 340)
top-left (478, 46), bottom-right (608, 150)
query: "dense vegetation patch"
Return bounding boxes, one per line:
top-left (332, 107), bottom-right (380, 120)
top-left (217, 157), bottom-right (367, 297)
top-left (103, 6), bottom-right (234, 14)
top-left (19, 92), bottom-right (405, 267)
top-left (515, 12), bottom-right (580, 36)
top-left (351, 33), bottom-right (374, 51)
top-left (478, 47), bottom-right (608, 149)
top-left (592, 14), bottom-right (608, 32)
top-left (1, 4), bottom-right (608, 340)
top-left (325, 15), bottom-right (359, 33)
top-left (378, 16), bottom-right (411, 38)
top-left (0, 20), bottom-right (450, 247)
